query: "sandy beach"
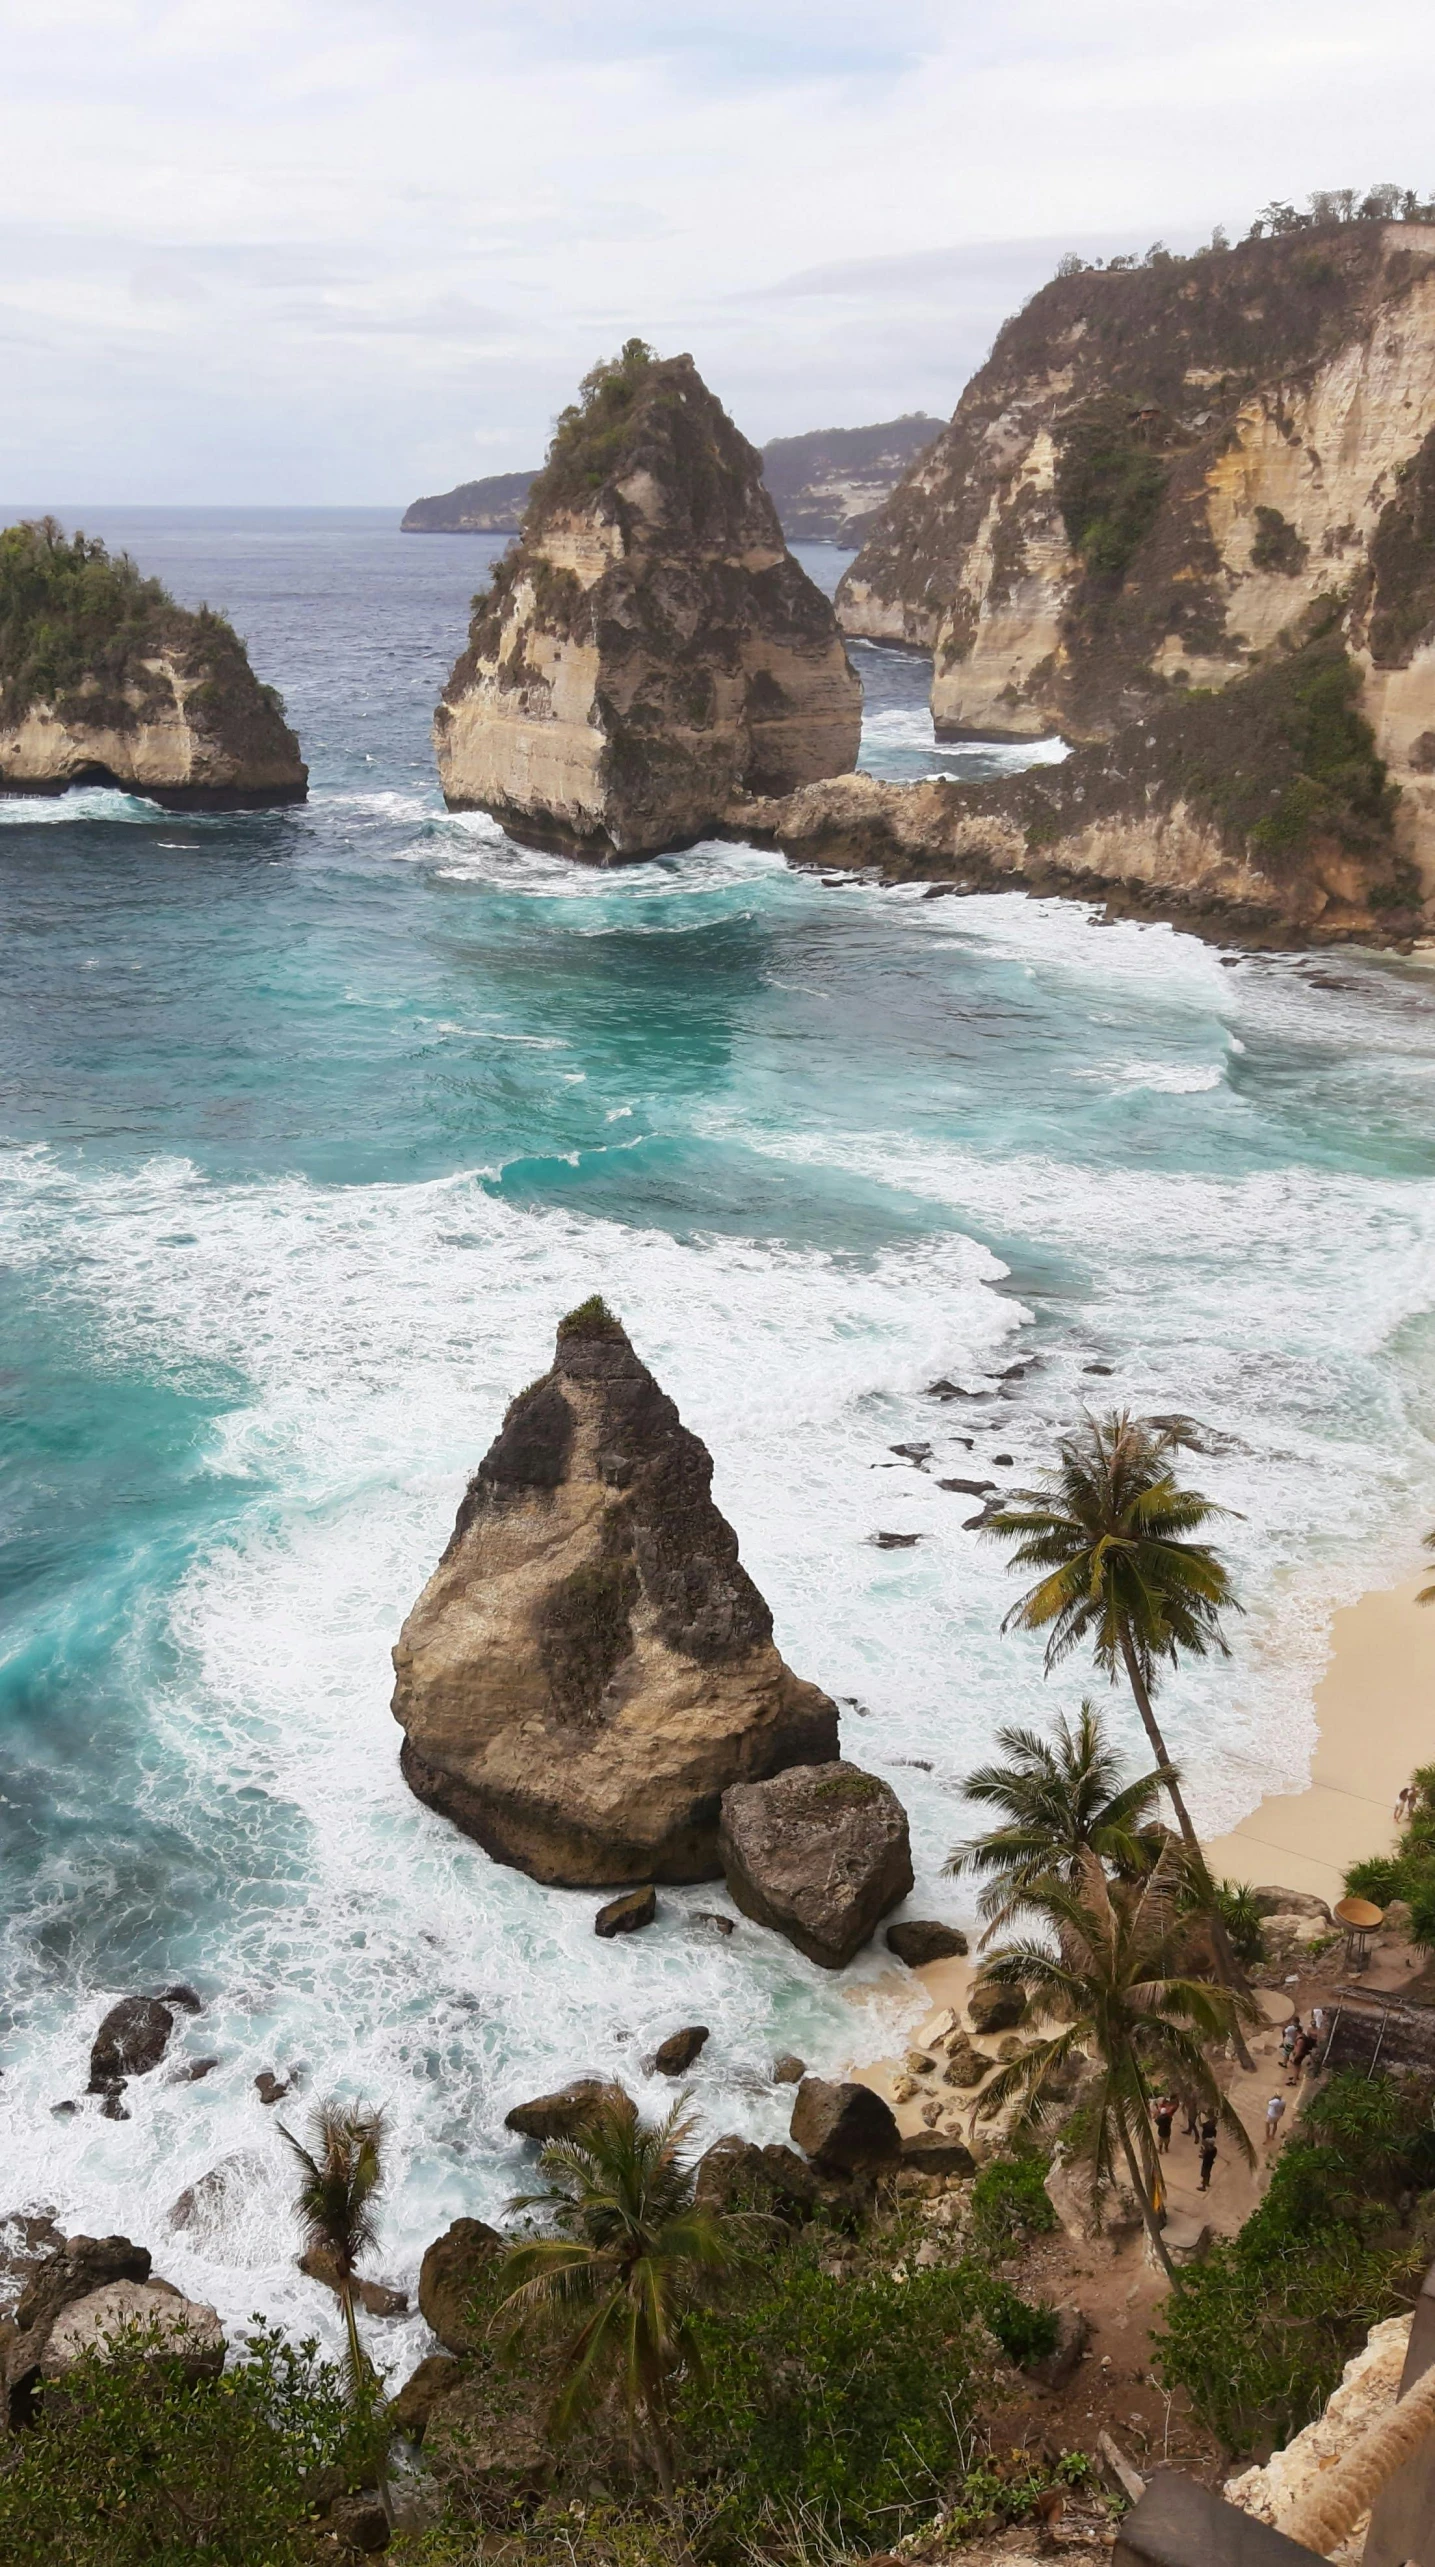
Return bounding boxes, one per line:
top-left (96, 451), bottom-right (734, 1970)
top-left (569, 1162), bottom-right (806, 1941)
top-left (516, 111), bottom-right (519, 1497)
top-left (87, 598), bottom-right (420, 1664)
top-left (1203, 1573), bottom-right (1435, 1903)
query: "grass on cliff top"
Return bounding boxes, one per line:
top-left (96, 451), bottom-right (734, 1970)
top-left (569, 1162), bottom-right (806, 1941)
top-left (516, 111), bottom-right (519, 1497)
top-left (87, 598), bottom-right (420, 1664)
top-left (0, 516), bottom-right (272, 728)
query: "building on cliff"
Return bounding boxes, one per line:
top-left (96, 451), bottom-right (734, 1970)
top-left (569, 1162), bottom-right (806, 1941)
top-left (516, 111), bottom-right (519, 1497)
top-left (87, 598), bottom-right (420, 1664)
top-left (432, 340), bottom-right (862, 857)
top-left (0, 519), bottom-right (306, 809)
top-left (835, 221), bottom-right (1435, 928)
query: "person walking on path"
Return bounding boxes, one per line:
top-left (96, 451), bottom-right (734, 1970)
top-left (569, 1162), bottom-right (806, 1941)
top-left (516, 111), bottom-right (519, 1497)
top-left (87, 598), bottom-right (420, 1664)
top-left (1155, 2095), bottom-right (1175, 2153)
top-left (1182, 2091), bottom-right (1200, 2138)
top-left (1264, 2092), bottom-right (1287, 2148)
top-left (1199, 2131), bottom-right (1218, 2191)
top-left (1280, 2016), bottom-right (1300, 2069)
top-left (1289, 2029), bottom-right (1316, 2085)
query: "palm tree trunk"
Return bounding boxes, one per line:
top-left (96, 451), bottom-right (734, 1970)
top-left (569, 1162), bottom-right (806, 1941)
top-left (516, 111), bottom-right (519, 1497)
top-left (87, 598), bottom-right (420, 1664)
top-left (1116, 1622), bottom-right (1255, 2072)
top-left (339, 2277), bottom-right (368, 2397)
top-left (1114, 2106), bottom-right (1177, 2284)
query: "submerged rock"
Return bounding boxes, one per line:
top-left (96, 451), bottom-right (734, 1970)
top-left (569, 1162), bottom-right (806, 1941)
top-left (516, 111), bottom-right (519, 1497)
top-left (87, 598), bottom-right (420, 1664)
top-left (434, 341), bottom-right (860, 856)
top-left (653, 2025), bottom-right (709, 2075)
top-left (392, 1298), bottom-right (837, 1884)
top-left (717, 1760), bottom-right (913, 1967)
top-left (89, 1996), bottom-right (173, 2089)
top-left (0, 519), bottom-right (306, 808)
top-left (502, 2078), bottom-right (625, 2145)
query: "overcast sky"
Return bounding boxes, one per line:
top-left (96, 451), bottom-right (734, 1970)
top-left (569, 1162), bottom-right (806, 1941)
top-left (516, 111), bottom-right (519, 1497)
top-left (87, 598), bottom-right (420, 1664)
top-left (4, 0), bottom-right (1435, 505)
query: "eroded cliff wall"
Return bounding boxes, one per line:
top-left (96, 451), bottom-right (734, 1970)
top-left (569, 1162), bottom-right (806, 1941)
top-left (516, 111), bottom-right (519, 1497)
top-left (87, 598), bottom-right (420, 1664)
top-left (435, 346), bottom-right (861, 857)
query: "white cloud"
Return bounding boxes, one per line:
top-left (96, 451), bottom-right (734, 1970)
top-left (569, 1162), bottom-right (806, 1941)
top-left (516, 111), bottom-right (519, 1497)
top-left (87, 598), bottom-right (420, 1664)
top-left (0, 0), bottom-right (1433, 501)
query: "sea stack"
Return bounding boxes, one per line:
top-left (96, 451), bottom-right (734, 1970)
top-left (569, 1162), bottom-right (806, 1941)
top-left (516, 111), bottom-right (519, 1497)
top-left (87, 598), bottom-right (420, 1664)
top-left (433, 339), bottom-right (862, 856)
top-left (0, 520), bottom-right (306, 808)
top-left (391, 1297), bottom-right (838, 1884)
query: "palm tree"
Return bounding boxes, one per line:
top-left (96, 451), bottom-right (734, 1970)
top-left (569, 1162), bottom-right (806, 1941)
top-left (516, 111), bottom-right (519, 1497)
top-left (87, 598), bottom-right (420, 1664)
top-left (279, 2098), bottom-right (388, 2394)
top-left (494, 2088), bottom-right (749, 2493)
top-left (973, 1847), bottom-right (1256, 2280)
top-left (945, 1701), bottom-right (1169, 1942)
top-left (983, 1410), bottom-right (1254, 2065)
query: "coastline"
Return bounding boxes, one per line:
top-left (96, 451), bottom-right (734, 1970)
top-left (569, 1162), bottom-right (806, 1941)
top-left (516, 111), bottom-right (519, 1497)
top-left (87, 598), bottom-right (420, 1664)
top-left (1203, 1574), bottom-right (1435, 1904)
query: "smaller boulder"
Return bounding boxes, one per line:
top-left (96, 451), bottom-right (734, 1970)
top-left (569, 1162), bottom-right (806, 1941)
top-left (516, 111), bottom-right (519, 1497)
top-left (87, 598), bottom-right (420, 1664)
top-left (88, 1997), bottom-right (173, 2089)
top-left (390, 2352), bottom-right (467, 2441)
top-left (694, 2135), bottom-right (821, 2223)
top-left (421, 2369), bottom-right (552, 2495)
top-left (789, 2076), bottom-right (901, 2173)
top-left (1044, 2144), bottom-right (1142, 2245)
top-left (772, 2053), bottom-right (807, 2084)
top-left (503, 2078), bottom-right (625, 2144)
top-left (1026, 2305), bottom-right (1090, 2391)
top-left (903, 2049), bottom-right (936, 2076)
top-left (690, 1910), bottom-right (735, 1937)
top-left (653, 2025), bottom-right (709, 2076)
top-left (299, 2248), bottom-right (408, 2319)
top-left (254, 2070), bottom-right (290, 2105)
top-left (885, 1920), bottom-right (969, 1965)
top-left (942, 2035), bottom-right (995, 2088)
top-left (418, 2217), bottom-right (504, 2354)
top-left (173, 2056), bottom-right (220, 2083)
top-left (41, 2278), bottom-right (224, 2383)
top-left (1249, 1887), bottom-right (1333, 1924)
top-left (899, 2132), bottom-right (976, 2179)
top-left (718, 1762), bottom-right (913, 1969)
top-left (595, 1887), bottom-right (656, 1939)
top-left (967, 1978), bottom-right (1027, 2035)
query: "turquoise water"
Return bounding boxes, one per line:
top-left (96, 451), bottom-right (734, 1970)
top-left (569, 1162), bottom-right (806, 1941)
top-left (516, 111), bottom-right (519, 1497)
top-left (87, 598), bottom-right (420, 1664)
top-left (3, 508), bottom-right (1435, 2351)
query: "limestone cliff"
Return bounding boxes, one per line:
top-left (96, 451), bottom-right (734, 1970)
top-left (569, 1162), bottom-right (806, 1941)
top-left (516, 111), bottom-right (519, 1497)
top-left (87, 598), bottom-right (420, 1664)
top-left (0, 519), bottom-right (306, 808)
top-left (402, 471), bottom-right (537, 533)
top-left (758, 416), bottom-right (944, 546)
top-left (434, 341), bottom-right (861, 856)
top-left (737, 614), bottom-right (1423, 947)
top-left (391, 1297), bottom-right (838, 1885)
top-left (837, 223), bottom-right (1435, 904)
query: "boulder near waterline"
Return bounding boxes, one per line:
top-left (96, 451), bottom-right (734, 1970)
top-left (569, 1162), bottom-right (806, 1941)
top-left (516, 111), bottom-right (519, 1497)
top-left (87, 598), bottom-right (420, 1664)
top-left (0, 518), bottom-right (306, 808)
top-left (434, 340), bottom-right (861, 856)
top-left (717, 1761), bottom-right (913, 1967)
top-left (502, 2078), bottom-right (626, 2144)
top-left (966, 1977), bottom-right (1028, 2035)
top-left (392, 1299), bottom-right (837, 1884)
top-left (417, 2218), bottom-right (504, 2353)
top-left (88, 1996), bottom-right (174, 2089)
top-left (885, 1919), bottom-right (969, 1965)
top-left (789, 2076), bottom-right (901, 2174)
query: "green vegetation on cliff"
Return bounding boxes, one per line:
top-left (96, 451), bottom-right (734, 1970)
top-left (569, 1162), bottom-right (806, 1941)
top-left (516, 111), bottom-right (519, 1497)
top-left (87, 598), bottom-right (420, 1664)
top-left (1056, 396), bottom-right (1169, 584)
top-left (534, 338), bottom-right (660, 507)
top-left (0, 517), bottom-right (291, 744)
top-left (1155, 2067), bottom-right (1435, 2448)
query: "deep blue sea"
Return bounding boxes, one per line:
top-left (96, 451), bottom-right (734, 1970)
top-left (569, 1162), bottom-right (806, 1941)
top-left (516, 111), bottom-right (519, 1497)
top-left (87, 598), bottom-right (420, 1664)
top-left (3, 507), bottom-right (1435, 2351)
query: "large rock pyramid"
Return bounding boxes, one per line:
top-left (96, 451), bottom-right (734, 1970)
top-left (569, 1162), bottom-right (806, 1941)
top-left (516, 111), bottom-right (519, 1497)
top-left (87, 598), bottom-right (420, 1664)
top-left (434, 340), bottom-right (861, 857)
top-left (391, 1299), bottom-right (838, 1884)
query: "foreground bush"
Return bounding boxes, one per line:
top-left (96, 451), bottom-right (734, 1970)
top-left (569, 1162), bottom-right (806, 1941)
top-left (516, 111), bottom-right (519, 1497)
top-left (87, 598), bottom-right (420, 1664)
top-left (676, 2227), bottom-right (1057, 2551)
top-left (0, 2321), bottom-right (378, 2566)
top-left (1155, 2071), bottom-right (1435, 2449)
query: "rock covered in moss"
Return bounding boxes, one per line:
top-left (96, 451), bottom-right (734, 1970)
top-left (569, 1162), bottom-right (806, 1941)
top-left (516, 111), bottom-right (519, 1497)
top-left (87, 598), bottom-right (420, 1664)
top-left (717, 1760), bottom-right (912, 1967)
top-left (0, 519), bottom-right (306, 808)
top-left (434, 341), bottom-right (860, 856)
top-left (391, 1299), bottom-right (837, 1884)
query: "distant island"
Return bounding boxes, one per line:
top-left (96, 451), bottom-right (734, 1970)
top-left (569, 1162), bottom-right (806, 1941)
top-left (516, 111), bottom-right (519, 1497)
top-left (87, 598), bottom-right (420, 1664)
top-left (401, 413), bottom-right (944, 547)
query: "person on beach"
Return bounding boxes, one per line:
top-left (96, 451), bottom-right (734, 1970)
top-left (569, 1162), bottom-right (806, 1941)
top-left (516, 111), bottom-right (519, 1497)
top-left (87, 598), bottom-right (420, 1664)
top-left (1396, 1784), bottom-right (1417, 1826)
top-left (1289, 2029), bottom-right (1316, 2084)
top-left (1280, 2016), bottom-right (1299, 2067)
top-left (1154, 2095), bottom-right (1175, 2152)
top-left (1199, 2133), bottom-right (1218, 2191)
top-left (1311, 2005), bottom-right (1325, 2038)
top-left (1264, 2092), bottom-right (1287, 2147)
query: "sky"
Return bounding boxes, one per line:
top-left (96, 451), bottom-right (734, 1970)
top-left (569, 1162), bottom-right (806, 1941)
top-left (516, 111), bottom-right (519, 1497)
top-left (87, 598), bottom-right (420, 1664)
top-left (4, 0), bottom-right (1435, 504)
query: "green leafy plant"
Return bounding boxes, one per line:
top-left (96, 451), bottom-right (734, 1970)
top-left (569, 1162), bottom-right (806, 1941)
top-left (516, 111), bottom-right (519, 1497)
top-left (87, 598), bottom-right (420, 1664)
top-left (1056, 397), bottom-right (1168, 584)
top-left (0, 2320), bottom-right (374, 2566)
top-left (535, 341), bottom-right (658, 506)
top-left (945, 1700), bottom-right (1169, 1940)
top-left (969, 2146), bottom-right (1059, 2248)
top-left (1211, 1877), bottom-right (1267, 1965)
top-left (494, 2089), bottom-right (751, 2493)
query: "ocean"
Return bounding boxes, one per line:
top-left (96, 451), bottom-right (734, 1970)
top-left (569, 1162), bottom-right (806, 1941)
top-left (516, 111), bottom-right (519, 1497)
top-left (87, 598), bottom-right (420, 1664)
top-left (2, 506), bottom-right (1434, 2362)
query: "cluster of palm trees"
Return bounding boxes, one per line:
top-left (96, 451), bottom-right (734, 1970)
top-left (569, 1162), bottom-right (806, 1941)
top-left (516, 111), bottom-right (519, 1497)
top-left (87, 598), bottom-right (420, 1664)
top-left (281, 1409), bottom-right (1264, 2463)
top-left (950, 1409), bottom-right (1262, 2274)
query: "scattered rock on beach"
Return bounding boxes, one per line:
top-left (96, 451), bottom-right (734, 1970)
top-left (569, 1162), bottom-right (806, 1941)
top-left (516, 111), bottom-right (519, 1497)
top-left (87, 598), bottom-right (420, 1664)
top-left (943, 2036), bottom-right (995, 2088)
top-left (967, 1979), bottom-right (1027, 2035)
top-left (595, 1886), bottom-right (657, 1938)
top-left (88, 1997), bottom-right (174, 2090)
top-left (899, 2132), bottom-right (976, 2179)
top-left (789, 2076), bottom-right (901, 2174)
top-left (885, 1919), bottom-right (969, 1965)
top-left (718, 1761), bottom-right (913, 1968)
top-left (391, 1302), bottom-right (837, 1886)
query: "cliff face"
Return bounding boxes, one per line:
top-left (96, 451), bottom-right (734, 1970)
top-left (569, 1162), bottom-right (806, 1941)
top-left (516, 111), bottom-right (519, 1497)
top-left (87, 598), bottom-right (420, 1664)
top-left (0, 520), bottom-right (306, 809)
top-left (758, 416), bottom-right (944, 546)
top-left (836, 225), bottom-right (1435, 902)
top-left (737, 616), bottom-right (1423, 947)
top-left (391, 1299), bottom-right (838, 1886)
top-left (434, 344), bottom-right (861, 856)
top-left (402, 471), bottom-right (537, 533)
